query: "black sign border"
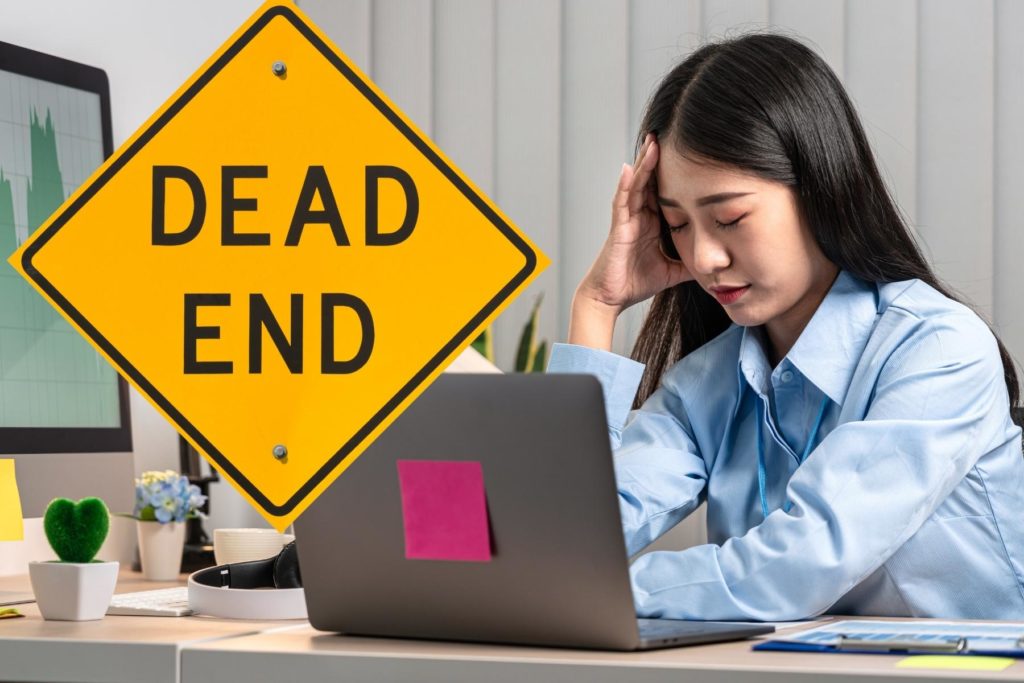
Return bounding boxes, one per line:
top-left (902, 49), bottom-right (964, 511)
top-left (21, 5), bottom-right (538, 516)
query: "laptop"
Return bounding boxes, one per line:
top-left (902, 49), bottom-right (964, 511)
top-left (294, 373), bottom-right (773, 650)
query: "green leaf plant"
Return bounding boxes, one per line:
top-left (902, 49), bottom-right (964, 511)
top-left (42, 497), bottom-right (110, 563)
top-left (471, 293), bottom-right (549, 373)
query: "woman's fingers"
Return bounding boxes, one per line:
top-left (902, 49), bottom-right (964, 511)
top-left (611, 162), bottom-right (634, 229)
top-left (645, 166), bottom-right (660, 215)
top-left (627, 134), bottom-right (658, 214)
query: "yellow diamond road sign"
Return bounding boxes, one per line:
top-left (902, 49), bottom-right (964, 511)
top-left (8, 1), bottom-right (547, 530)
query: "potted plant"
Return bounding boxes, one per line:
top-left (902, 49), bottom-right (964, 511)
top-left (28, 497), bottom-right (118, 621)
top-left (132, 470), bottom-right (207, 580)
top-left (471, 293), bottom-right (549, 372)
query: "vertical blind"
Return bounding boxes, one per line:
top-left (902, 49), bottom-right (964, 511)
top-left (299, 0), bottom-right (1024, 388)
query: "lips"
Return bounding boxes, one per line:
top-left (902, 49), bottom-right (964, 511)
top-left (709, 285), bottom-right (750, 305)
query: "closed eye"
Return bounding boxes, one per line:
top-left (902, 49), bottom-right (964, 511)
top-left (668, 213), bottom-right (747, 232)
top-left (715, 213), bottom-right (747, 229)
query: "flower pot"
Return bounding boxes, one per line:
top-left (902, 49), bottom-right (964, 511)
top-left (28, 560), bottom-right (119, 621)
top-left (137, 520), bottom-right (186, 580)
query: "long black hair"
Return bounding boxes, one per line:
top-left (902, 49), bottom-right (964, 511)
top-left (631, 33), bottom-right (1020, 410)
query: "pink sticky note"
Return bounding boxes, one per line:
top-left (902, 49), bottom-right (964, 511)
top-left (397, 460), bottom-right (491, 562)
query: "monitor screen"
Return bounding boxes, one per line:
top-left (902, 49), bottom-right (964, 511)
top-left (0, 40), bottom-right (130, 454)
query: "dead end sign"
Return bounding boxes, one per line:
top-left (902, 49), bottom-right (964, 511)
top-left (8, 0), bottom-right (548, 531)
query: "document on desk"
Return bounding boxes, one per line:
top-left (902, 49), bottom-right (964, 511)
top-left (0, 592), bottom-right (34, 607)
top-left (754, 619), bottom-right (1024, 656)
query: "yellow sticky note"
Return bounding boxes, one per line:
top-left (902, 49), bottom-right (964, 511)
top-left (897, 655), bottom-right (1015, 672)
top-left (0, 459), bottom-right (24, 541)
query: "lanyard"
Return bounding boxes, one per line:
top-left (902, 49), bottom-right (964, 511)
top-left (756, 394), bottom-right (830, 519)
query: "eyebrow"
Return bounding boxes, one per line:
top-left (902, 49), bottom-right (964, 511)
top-left (657, 192), bottom-right (754, 208)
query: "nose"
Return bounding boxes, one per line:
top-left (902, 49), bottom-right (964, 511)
top-left (688, 224), bottom-right (731, 275)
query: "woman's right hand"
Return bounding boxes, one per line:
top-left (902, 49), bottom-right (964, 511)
top-left (576, 134), bottom-right (694, 316)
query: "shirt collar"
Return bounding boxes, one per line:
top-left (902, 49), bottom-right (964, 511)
top-left (738, 325), bottom-right (771, 397)
top-left (738, 270), bottom-right (880, 405)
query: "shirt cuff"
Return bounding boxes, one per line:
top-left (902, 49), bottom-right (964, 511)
top-left (547, 342), bottom-right (645, 431)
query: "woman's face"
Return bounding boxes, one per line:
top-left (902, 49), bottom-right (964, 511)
top-left (655, 141), bottom-right (838, 355)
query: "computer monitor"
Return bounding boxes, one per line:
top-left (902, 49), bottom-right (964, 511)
top-left (0, 39), bottom-right (133, 518)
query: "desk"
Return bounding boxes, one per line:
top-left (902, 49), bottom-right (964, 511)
top-left (4, 573), bottom-right (1024, 683)
top-left (181, 623), bottom-right (1024, 683)
top-left (0, 572), bottom-right (292, 683)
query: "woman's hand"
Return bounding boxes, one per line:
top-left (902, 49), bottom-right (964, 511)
top-left (568, 135), bottom-right (693, 350)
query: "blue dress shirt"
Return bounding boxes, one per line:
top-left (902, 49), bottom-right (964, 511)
top-left (547, 270), bottom-right (1024, 621)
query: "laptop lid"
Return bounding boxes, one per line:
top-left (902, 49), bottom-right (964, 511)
top-left (295, 373), bottom-right (644, 650)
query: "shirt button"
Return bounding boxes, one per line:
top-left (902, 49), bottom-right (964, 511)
top-left (780, 370), bottom-right (794, 383)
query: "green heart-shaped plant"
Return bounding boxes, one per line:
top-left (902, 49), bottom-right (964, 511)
top-left (43, 497), bottom-right (110, 563)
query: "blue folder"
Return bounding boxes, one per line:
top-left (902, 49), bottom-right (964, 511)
top-left (753, 620), bottom-right (1024, 657)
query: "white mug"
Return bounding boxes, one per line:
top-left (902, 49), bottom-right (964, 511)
top-left (213, 528), bottom-right (294, 566)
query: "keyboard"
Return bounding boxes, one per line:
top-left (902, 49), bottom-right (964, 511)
top-left (107, 587), bottom-right (193, 617)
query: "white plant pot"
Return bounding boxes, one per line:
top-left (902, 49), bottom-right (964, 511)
top-left (137, 520), bottom-right (186, 581)
top-left (28, 560), bottom-right (119, 621)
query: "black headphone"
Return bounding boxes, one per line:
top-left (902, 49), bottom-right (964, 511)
top-left (187, 541), bottom-right (306, 619)
top-left (191, 540), bottom-right (302, 590)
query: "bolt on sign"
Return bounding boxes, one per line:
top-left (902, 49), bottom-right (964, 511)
top-left (8, 1), bottom-right (548, 531)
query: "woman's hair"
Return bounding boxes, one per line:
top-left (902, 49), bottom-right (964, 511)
top-left (631, 33), bottom-right (1020, 409)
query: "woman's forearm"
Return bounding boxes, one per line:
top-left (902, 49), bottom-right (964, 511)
top-left (567, 289), bottom-right (620, 352)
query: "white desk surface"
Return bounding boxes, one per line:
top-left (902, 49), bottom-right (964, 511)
top-left (0, 571), bottom-right (299, 683)
top-left (6, 571), bottom-right (1024, 683)
top-left (181, 621), bottom-right (1024, 683)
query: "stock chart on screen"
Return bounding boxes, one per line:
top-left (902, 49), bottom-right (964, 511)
top-left (0, 70), bottom-right (120, 429)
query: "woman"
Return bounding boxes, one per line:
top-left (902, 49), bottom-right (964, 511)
top-left (548, 33), bottom-right (1024, 621)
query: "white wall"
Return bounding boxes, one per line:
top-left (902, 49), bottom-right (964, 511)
top-left (1, 1), bottom-right (1020, 558)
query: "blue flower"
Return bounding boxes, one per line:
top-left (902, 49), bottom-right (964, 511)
top-left (132, 470), bottom-right (206, 524)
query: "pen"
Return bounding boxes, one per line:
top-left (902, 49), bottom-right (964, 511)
top-left (835, 634), bottom-right (967, 654)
